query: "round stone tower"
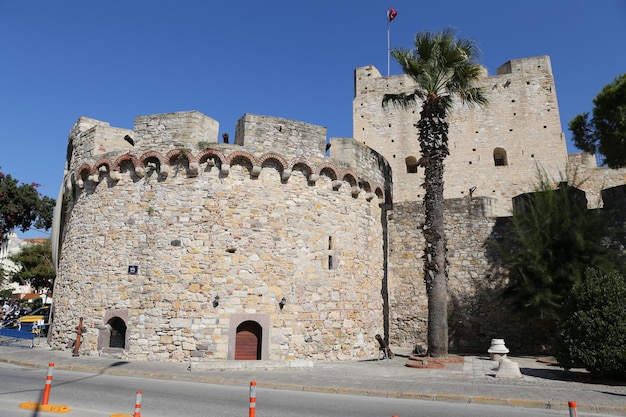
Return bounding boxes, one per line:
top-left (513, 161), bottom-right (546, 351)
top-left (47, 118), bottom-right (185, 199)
top-left (51, 111), bottom-right (390, 362)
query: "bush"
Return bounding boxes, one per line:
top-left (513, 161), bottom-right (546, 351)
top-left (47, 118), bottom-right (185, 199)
top-left (557, 268), bottom-right (626, 379)
top-left (497, 178), bottom-right (620, 325)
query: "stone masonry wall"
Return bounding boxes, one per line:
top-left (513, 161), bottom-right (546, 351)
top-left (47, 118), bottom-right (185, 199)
top-left (567, 152), bottom-right (626, 208)
top-left (387, 197), bottom-right (553, 354)
top-left (354, 56), bottom-right (569, 216)
top-left (235, 114), bottom-right (327, 160)
top-left (52, 112), bottom-right (388, 362)
top-left (52, 54), bottom-right (626, 362)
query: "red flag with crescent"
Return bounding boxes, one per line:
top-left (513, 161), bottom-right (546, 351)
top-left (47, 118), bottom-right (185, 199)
top-left (388, 7), bottom-right (397, 22)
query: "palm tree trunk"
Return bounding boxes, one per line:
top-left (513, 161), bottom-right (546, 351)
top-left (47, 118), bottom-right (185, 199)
top-left (424, 154), bottom-right (448, 357)
top-left (418, 100), bottom-right (449, 357)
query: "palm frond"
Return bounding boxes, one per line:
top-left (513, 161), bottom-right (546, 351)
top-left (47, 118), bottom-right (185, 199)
top-left (382, 92), bottom-right (420, 110)
top-left (388, 27), bottom-right (488, 115)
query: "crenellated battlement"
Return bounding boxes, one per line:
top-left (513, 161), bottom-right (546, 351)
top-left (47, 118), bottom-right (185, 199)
top-left (65, 111), bottom-right (389, 206)
top-left (70, 146), bottom-right (386, 203)
top-left (234, 114), bottom-right (328, 160)
top-left (495, 55), bottom-right (553, 76)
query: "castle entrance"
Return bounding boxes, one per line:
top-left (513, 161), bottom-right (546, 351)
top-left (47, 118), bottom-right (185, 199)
top-left (107, 316), bottom-right (126, 348)
top-left (235, 320), bottom-right (262, 360)
top-left (98, 309), bottom-right (129, 354)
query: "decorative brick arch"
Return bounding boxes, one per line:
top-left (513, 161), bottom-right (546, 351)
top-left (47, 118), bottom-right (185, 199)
top-left (258, 153), bottom-right (288, 171)
top-left (139, 151), bottom-right (167, 166)
top-left (315, 163), bottom-right (339, 180)
top-left (94, 158), bottom-right (114, 173)
top-left (166, 148), bottom-right (198, 164)
top-left (289, 157), bottom-right (315, 176)
top-left (226, 150), bottom-right (257, 167)
top-left (76, 163), bottom-right (92, 179)
top-left (198, 148), bottom-right (226, 165)
top-left (114, 153), bottom-right (142, 171)
top-left (359, 178), bottom-right (373, 193)
top-left (339, 169), bottom-right (359, 187)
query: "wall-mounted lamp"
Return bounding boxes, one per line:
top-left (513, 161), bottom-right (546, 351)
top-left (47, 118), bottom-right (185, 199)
top-left (279, 297), bottom-right (286, 310)
top-left (213, 295), bottom-right (220, 308)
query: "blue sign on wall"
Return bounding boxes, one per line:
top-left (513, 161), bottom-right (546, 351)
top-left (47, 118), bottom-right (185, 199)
top-left (128, 265), bottom-right (139, 275)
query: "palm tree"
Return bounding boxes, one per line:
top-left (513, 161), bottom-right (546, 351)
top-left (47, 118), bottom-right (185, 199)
top-left (383, 29), bottom-right (487, 357)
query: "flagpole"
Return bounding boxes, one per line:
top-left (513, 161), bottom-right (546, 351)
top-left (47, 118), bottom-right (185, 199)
top-left (387, 12), bottom-right (391, 77)
top-left (387, 11), bottom-right (390, 77)
top-left (387, 7), bottom-right (397, 77)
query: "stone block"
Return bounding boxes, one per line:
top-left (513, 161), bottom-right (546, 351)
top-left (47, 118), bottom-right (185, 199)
top-left (170, 318), bottom-right (191, 328)
top-left (495, 358), bottom-right (523, 379)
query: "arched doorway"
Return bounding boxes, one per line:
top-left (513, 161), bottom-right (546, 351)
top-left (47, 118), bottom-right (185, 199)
top-left (107, 316), bottom-right (126, 348)
top-left (235, 320), bottom-right (262, 360)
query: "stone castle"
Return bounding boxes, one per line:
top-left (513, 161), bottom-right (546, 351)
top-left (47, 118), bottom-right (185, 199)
top-left (50, 56), bottom-right (626, 361)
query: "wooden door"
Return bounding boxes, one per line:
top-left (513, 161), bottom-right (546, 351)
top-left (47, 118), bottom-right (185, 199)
top-left (235, 321), bottom-right (261, 360)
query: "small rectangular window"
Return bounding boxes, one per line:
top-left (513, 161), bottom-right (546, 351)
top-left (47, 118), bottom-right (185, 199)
top-left (328, 236), bottom-right (337, 270)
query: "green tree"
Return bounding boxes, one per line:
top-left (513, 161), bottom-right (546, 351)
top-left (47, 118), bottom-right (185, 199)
top-left (557, 268), bottom-right (626, 379)
top-left (569, 74), bottom-right (626, 168)
top-left (0, 167), bottom-right (55, 242)
top-left (9, 239), bottom-right (55, 293)
top-left (382, 29), bottom-right (487, 357)
top-left (0, 288), bottom-right (12, 301)
top-left (498, 176), bottom-right (622, 339)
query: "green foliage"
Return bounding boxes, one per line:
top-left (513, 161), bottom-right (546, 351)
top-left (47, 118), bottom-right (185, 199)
top-left (196, 141), bottom-right (210, 150)
top-left (0, 288), bottom-right (13, 301)
top-left (9, 239), bottom-right (55, 293)
top-left (498, 175), bottom-right (622, 324)
top-left (557, 269), bottom-right (626, 379)
top-left (0, 167), bottom-right (55, 242)
top-left (169, 148), bottom-right (190, 166)
top-left (383, 28), bottom-right (487, 115)
top-left (569, 74), bottom-right (626, 168)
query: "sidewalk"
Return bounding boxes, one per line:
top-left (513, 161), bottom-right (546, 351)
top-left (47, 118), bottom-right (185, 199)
top-left (1, 338), bottom-right (625, 416)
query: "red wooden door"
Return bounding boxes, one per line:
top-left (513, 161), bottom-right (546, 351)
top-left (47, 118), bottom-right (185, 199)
top-left (235, 321), bottom-right (261, 360)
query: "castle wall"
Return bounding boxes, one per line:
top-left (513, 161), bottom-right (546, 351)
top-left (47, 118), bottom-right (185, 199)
top-left (52, 112), bottom-right (388, 362)
top-left (134, 111), bottom-right (220, 151)
top-left (51, 55), bottom-right (626, 362)
top-left (329, 137), bottom-right (392, 193)
top-left (235, 114), bottom-right (327, 161)
top-left (567, 152), bottom-right (626, 207)
top-left (354, 56), bottom-right (569, 216)
top-left (387, 198), bottom-right (554, 354)
top-left (67, 117), bottom-right (133, 165)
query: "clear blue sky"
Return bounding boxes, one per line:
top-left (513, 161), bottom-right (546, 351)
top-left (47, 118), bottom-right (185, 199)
top-left (1, 0), bottom-right (625, 238)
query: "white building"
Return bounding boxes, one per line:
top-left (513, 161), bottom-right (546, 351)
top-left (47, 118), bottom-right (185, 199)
top-left (1, 233), bottom-right (48, 300)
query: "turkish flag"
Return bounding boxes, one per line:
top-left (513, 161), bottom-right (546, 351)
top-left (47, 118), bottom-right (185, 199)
top-left (388, 7), bottom-right (397, 22)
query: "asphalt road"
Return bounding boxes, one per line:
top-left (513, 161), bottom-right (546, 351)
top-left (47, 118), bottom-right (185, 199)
top-left (0, 361), bottom-right (609, 417)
